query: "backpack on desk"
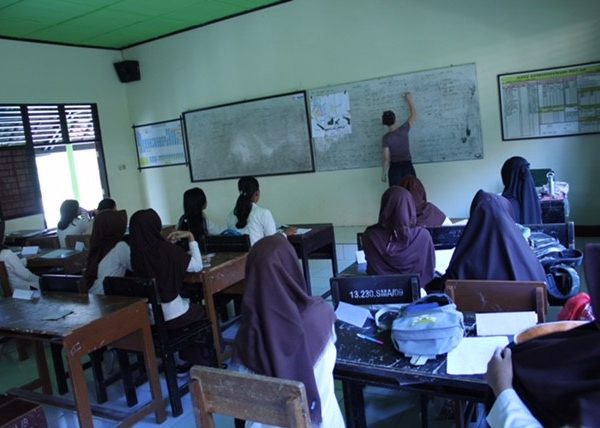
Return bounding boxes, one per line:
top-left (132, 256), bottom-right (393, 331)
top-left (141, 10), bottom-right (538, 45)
top-left (391, 293), bottom-right (464, 365)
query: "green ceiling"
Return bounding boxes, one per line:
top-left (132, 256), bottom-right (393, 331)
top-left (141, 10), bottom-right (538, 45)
top-left (0, 0), bottom-right (289, 50)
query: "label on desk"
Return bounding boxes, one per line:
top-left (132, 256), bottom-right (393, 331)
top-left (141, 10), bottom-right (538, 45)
top-left (335, 302), bottom-right (372, 328)
top-left (12, 289), bottom-right (36, 300)
top-left (21, 246), bottom-right (39, 256)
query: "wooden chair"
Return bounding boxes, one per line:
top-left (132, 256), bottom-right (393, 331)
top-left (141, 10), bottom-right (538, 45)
top-left (330, 273), bottom-right (420, 307)
top-left (103, 276), bottom-right (216, 417)
top-left (25, 235), bottom-right (59, 249)
top-left (190, 366), bottom-right (310, 428)
top-left (202, 234), bottom-right (250, 253)
top-left (445, 279), bottom-right (548, 323)
top-left (64, 234), bottom-right (91, 250)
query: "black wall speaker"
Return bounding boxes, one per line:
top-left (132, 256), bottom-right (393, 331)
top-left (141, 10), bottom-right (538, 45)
top-left (113, 60), bottom-right (140, 83)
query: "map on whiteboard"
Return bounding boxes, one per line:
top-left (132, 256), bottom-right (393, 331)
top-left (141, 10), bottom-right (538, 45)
top-left (309, 91), bottom-right (352, 139)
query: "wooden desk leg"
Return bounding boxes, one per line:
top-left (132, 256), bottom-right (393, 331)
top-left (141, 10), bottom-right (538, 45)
top-left (205, 286), bottom-right (224, 368)
top-left (330, 242), bottom-right (339, 277)
top-left (342, 380), bottom-right (366, 428)
top-left (139, 326), bottom-right (167, 424)
top-left (300, 250), bottom-right (312, 296)
top-left (33, 341), bottom-right (52, 395)
top-left (66, 353), bottom-right (94, 428)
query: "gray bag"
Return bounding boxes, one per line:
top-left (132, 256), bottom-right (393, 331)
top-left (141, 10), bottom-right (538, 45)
top-left (391, 293), bottom-right (464, 363)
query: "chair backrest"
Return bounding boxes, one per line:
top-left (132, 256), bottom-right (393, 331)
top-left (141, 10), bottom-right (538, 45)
top-left (330, 274), bottom-right (420, 307)
top-left (160, 225), bottom-right (176, 239)
top-left (103, 276), bottom-right (168, 341)
top-left (25, 235), bottom-right (60, 249)
top-left (190, 366), bottom-right (310, 428)
top-left (202, 235), bottom-right (251, 253)
top-left (64, 234), bottom-right (91, 250)
top-left (525, 222), bottom-right (575, 249)
top-left (425, 225), bottom-right (466, 250)
top-left (39, 274), bottom-right (86, 294)
top-left (0, 262), bottom-right (12, 298)
top-left (444, 279), bottom-right (548, 323)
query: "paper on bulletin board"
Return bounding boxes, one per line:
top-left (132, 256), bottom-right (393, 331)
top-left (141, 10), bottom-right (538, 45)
top-left (133, 119), bottom-right (187, 169)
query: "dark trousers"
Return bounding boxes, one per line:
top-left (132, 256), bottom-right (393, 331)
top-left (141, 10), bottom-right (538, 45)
top-left (389, 160), bottom-right (416, 186)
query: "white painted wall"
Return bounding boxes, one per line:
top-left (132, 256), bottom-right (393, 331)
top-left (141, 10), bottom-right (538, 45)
top-left (2, 0), bottom-right (599, 232)
top-left (121, 0), bottom-right (600, 226)
top-left (0, 39), bottom-right (143, 231)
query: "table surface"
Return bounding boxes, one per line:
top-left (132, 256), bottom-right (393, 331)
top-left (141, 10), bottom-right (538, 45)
top-left (0, 293), bottom-right (144, 338)
top-left (335, 316), bottom-right (487, 395)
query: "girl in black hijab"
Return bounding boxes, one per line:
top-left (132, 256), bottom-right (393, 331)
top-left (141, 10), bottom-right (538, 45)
top-left (501, 156), bottom-right (542, 224)
top-left (129, 209), bottom-right (209, 365)
top-left (445, 190), bottom-right (546, 282)
top-left (233, 234), bottom-right (344, 427)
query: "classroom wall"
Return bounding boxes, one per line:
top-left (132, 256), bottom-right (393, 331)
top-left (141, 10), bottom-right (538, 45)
top-left (119, 0), bottom-right (600, 226)
top-left (0, 39), bottom-right (144, 232)
top-left (2, 0), bottom-right (599, 231)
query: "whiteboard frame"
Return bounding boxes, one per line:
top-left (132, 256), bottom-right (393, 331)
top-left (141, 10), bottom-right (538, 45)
top-left (498, 61), bottom-right (600, 141)
top-left (133, 118), bottom-right (187, 169)
top-left (182, 91), bottom-right (314, 182)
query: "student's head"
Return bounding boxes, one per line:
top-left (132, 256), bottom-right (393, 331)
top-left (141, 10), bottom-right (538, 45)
top-left (382, 110), bottom-right (396, 126)
top-left (183, 187), bottom-right (207, 215)
top-left (129, 208), bottom-right (162, 239)
top-left (234, 176), bottom-right (260, 229)
top-left (501, 156), bottom-right (531, 187)
top-left (378, 186), bottom-right (417, 231)
top-left (57, 199), bottom-right (80, 230)
top-left (97, 198), bottom-right (116, 211)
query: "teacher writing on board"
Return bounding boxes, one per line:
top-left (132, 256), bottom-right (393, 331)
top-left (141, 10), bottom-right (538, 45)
top-left (381, 92), bottom-right (417, 186)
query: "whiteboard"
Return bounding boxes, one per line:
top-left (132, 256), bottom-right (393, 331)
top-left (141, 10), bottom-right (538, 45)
top-left (498, 62), bottom-right (600, 140)
top-left (183, 91), bottom-right (313, 182)
top-left (308, 63), bottom-right (483, 171)
top-left (133, 119), bottom-right (186, 169)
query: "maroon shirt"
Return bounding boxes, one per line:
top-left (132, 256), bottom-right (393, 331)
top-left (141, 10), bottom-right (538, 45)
top-left (382, 121), bottom-right (411, 162)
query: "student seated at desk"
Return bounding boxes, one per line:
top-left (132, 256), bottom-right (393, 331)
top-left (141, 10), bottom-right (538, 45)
top-left (129, 209), bottom-right (210, 366)
top-left (501, 156), bottom-right (542, 224)
top-left (232, 234), bottom-right (344, 428)
top-left (0, 221), bottom-right (39, 291)
top-left (226, 176), bottom-right (278, 246)
top-left (86, 210), bottom-right (130, 294)
top-left (445, 190), bottom-right (545, 282)
top-left (362, 186), bottom-right (435, 288)
top-left (84, 198), bottom-right (118, 238)
top-left (56, 199), bottom-right (94, 248)
top-left (398, 176), bottom-right (452, 227)
top-left (177, 187), bottom-right (223, 241)
top-left (485, 267), bottom-right (600, 428)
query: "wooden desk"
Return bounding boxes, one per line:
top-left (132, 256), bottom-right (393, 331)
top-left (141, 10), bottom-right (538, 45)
top-left (25, 249), bottom-right (87, 275)
top-left (335, 319), bottom-right (486, 428)
top-left (287, 223), bottom-right (338, 295)
top-left (185, 252), bottom-right (247, 368)
top-left (0, 293), bottom-right (166, 428)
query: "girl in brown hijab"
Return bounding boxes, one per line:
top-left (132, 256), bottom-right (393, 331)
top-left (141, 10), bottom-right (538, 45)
top-left (362, 186), bottom-right (435, 288)
top-left (233, 234), bottom-right (344, 427)
top-left (85, 209), bottom-right (128, 293)
top-left (398, 176), bottom-right (450, 227)
top-left (129, 209), bottom-right (208, 365)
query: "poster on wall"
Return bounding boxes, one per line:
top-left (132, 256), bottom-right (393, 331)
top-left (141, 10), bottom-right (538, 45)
top-left (133, 119), bottom-right (187, 169)
top-left (498, 62), bottom-right (600, 140)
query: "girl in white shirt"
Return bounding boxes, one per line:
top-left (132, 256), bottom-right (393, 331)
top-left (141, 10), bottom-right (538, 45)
top-left (56, 199), bottom-right (93, 248)
top-left (177, 187), bottom-right (223, 242)
top-left (226, 176), bottom-right (277, 246)
top-left (0, 221), bottom-right (39, 292)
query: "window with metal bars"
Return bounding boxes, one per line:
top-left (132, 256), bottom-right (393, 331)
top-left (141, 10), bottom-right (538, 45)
top-left (0, 103), bottom-right (104, 220)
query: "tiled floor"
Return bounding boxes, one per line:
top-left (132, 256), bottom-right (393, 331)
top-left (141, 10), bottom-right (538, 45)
top-left (2, 228), bottom-right (597, 427)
